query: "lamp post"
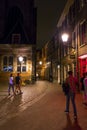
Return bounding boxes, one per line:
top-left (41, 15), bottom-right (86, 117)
top-left (18, 56), bottom-right (23, 73)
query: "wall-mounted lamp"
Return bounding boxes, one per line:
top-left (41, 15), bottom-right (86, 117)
top-left (61, 33), bottom-right (75, 49)
top-left (57, 65), bottom-right (60, 69)
top-left (61, 33), bottom-right (69, 43)
top-left (18, 56), bottom-right (23, 73)
top-left (39, 61), bottom-right (42, 65)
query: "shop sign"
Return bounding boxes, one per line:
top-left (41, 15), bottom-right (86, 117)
top-left (70, 54), bottom-right (75, 59)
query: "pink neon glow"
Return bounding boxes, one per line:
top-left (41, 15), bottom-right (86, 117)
top-left (79, 54), bottom-right (87, 59)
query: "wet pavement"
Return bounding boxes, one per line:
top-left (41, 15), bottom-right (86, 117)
top-left (0, 81), bottom-right (48, 124)
top-left (0, 81), bottom-right (87, 130)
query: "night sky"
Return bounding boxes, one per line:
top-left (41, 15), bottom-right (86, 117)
top-left (35, 0), bottom-right (67, 49)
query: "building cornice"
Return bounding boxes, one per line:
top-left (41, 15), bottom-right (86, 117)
top-left (57, 0), bottom-right (74, 27)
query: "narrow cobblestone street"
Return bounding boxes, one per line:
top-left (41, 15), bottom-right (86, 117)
top-left (0, 81), bottom-right (87, 130)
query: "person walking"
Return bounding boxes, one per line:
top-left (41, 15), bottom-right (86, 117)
top-left (8, 73), bottom-right (15, 96)
top-left (64, 70), bottom-right (78, 119)
top-left (83, 72), bottom-right (87, 104)
top-left (15, 73), bottom-right (22, 94)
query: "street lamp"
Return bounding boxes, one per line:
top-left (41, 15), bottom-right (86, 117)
top-left (61, 33), bottom-right (75, 49)
top-left (39, 61), bottom-right (42, 65)
top-left (61, 33), bottom-right (69, 43)
top-left (18, 56), bottom-right (23, 73)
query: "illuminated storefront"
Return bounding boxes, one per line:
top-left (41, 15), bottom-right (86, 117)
top-left (79, 54), bottom-right (87, 76)
top-left (0, 44), bottom-right (36, 83)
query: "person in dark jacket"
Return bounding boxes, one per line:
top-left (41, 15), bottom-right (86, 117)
top-left (64, 71), bottom-right (78, 119)
top-left (15, 73), bottom-right (22, 94)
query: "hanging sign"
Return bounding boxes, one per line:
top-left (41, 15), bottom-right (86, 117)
top-left (70, 54), bottom-right (75, 59)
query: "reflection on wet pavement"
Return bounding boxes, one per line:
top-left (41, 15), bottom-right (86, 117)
top-left (0, 94), bottom-right (22, 124)
top-left (0, 81), bottom-right (48, 125)
top-left (63, 114), bottom-right (82, 130)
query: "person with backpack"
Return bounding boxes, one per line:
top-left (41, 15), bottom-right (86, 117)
top-left (64, 71), bottom-right (78, 119)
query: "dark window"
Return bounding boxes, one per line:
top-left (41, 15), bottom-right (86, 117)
top-left (79, 0), bottom-right (87, 9)
top-left (80, 20), bottom-right (86, 45)
top-left (12, 34), bottom-right (21, 44)
top-left (3, 56), bottom-right (7, 66)
top-left (9, 56), bottom-right (13, 65)
top-left (22, 66), bottom-right (26, 72)
top-left (75, 0), bottom-right (80, 12)
top-left (17, 66), bottom-right (21, 72)
top-left (72, 32), bottom-right (76, 48)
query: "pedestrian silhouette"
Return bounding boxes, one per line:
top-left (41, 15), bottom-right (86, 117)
top-left (8, 73), bottom-right (15, 96)
top-left (64, 71), bottom-right (78, 119)
top-left (15, 73), bottom-right (22, 95)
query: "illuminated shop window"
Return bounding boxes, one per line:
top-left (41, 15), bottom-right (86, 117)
top-left (17, 56), bottom-right (27, 72)
top-left (3, 56), bottom-right (13, 72)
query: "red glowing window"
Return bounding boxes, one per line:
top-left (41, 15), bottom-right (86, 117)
top-left (79, 54), bottom-right (87, 59)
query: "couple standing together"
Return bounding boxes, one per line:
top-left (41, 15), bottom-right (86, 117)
top-left (8, 73), bottom-right (22, 96)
